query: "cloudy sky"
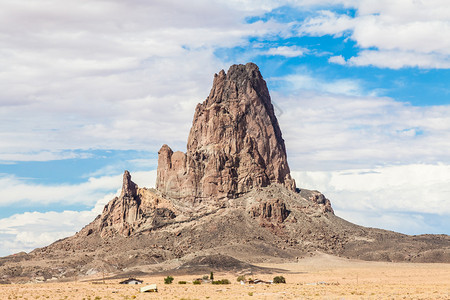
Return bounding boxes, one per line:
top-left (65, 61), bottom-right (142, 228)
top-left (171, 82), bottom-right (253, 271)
top-left (1, 0), bottom-right (449, 256)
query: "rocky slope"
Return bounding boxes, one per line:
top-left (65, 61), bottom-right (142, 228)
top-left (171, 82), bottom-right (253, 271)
top-left (1, 63), bottom-right (448, 283)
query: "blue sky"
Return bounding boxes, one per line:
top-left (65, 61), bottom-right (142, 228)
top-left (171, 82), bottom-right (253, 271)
top-left (0, 0), bottom-right (449, 256)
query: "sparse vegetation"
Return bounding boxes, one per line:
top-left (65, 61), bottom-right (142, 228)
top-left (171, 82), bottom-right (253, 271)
top-left (164, 276), bottom-right (174, 284)
top-left (212, 279), bottom-right (231, 285)
top-left (237, 275), bottom-right (246, 282)
top-left (273, 276), bottom-right (286, 284)
top-left (1, 256), bottom-right (446, 299)
top-left (192, 280), bottom-right (201, 285)
top-left (178, 281), bottom-right (187, 284)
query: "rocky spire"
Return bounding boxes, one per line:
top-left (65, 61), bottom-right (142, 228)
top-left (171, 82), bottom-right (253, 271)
top-left (121, 170), bottom-right (137, 198)
top-left (100, 170), bottom-right (140, 237)
top-left (156, 63), bottom-right (296, 202)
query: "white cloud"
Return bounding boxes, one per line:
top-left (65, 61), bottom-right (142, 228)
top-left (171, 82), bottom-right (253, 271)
top-left (0, 170), bottom-right (156, 206)
top-left (0, 200), bottom-right (106, 257)
top-left (0, 174), bottom-right (120, 206)
top-left (293, 164), bottom-right (450, 215)
top-left (0, 1), bottom-right (296, 160)
top-left (334, 209), bottom-right (448, 235)
top-left (131, 170), bottom-right (158, 190)
top-left (345, 50), bottom-right (450, 69)
top-left (297, 0), bottom-right (450, 69)
top-left (328, 55), bottom-right (346, 65)
top-left (265, 46), bottom-right (309, 57)
top-left (291, 163), bottom-right (450, 234)
top-left (273, 91), bottom-right (450, 171)
top-left (0, 151), bottom-right (92, 163)
top-left (352, 16), bottom-right (450, 55)
top-left (277, 73), bottom-right (363, 96)
top-left (1, 0), bottom-right (448, 160)
top-left (299, 10), bottom-right (354, 36)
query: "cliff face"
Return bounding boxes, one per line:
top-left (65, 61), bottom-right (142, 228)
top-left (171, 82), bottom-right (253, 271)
top-left (156, 63), bottom-right (296, 202)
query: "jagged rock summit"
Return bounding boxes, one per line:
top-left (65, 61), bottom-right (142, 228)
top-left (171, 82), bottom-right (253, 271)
top-left (98, 63), bottom-right (304, 238)
top-left (1, 63), bottom-right (449, 283)
top-left (156, 63), bottom-right (296, 202)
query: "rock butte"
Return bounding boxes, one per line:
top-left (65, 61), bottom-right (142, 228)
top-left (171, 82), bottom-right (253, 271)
top-left (99, 62), bottom-right (312, 238)
top-left (157, 63), bottom-right (296, 202)
top-left (0, 63), bottom-right (448, 283)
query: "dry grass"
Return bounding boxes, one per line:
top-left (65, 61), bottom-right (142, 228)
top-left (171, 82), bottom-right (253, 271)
top-left (1, 254), bottom-right (449, 299)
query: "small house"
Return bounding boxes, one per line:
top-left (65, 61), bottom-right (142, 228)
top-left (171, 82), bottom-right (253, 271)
top-left (119, 278), bottom-right (143, 285)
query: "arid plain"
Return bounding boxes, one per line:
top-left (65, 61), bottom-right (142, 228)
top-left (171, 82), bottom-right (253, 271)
top-left (2, 254), bottom-right (449, 299)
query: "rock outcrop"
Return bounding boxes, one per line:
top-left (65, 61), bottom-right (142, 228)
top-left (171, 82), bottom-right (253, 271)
top-left (251, 198), bottom-right (290, 223)
top-left (156, 63), bottom-right (296, 203)
top-left (121, 170), bottom-right (137, 198)
top-left (99, 171), bottom-right (140, 236)
top-left (99, 170), bottom-right (176, 237)
top-left (303, 190), bottom-right (334, 214)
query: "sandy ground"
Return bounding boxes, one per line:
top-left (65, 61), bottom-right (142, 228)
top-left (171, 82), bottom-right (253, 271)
top-left (1, 254), bottom-right (449, 299)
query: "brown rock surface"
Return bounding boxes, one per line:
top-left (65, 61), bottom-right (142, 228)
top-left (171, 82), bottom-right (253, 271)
top-left (302, 190), bottom-right (334, 214)
top-left (251, 198), bottom-right (290, 223)
top-left (156, 63), bottom-right (296, 203)
top-left (99, 170), bottom-right (176, 237)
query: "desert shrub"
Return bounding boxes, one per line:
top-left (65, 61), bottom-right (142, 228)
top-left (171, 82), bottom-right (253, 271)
top-left (202, 275), bottom-right (209, 280)
top-left (236, 275), bottom-right (246, 282)
top-left (273, 276), bottom-right (286, 284)
top-left (178, 281), bottom-right (187, 284)
top-left (193, 280), bottom-right (201, 285)
top-left (164, 276), bottom-right (174, 284)
top-left (212, 279), bottom-right (231, 285)
top-left (248, 292), bottom-right (254, 296)
top-left (210, 271), bottom-right (214, 280)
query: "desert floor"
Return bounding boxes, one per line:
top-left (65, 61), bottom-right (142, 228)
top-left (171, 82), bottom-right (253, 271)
top-left (1, 254), bottom-right (449, 299)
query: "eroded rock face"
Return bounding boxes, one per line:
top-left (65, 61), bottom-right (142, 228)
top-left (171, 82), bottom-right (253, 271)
top-left (121, 170), bottom-right (137, 198)
top-left (308, 191), bottom-right (334, 214)
top-left (99, 170), bottom-right (176, 237)
top-left (251, 198), bottom-right (290, 223)
top-left (100, 171), bottom-right (140, 236)
top-left (156, 63), bottom-right (296, 202)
